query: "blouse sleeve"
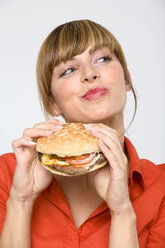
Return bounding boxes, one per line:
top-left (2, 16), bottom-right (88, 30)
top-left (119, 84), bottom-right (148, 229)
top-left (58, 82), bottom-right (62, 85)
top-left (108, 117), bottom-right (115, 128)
top-left (147, 198), bottom-right (165, 248)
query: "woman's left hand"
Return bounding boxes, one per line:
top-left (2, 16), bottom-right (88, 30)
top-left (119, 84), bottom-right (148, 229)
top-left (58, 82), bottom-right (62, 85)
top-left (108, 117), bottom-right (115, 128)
top-left (84, 123), bottom-right (132, 215)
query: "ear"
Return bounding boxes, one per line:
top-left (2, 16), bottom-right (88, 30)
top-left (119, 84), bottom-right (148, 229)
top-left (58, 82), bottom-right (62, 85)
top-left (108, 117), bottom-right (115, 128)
top-left (125, 70), bottom-right (132, 92)
top-left (49, 96), bottom-right (62, 117)
top-left (125, 82), bottom-right (131, 92)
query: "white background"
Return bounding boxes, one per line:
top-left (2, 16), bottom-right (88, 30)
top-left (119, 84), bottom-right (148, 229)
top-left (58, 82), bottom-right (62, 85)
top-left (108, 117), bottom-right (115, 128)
top-left (0, 0), bottom-right (164, 164)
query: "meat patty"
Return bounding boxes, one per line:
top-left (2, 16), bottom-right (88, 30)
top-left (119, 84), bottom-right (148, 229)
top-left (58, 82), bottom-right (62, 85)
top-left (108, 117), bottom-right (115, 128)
top-left (38, 152), bottom-right (107, 175)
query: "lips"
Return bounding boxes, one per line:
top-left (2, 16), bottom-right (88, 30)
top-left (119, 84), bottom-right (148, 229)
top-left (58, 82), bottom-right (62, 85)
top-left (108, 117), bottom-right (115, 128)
top-left (82, 87), bottom-right (108, 100)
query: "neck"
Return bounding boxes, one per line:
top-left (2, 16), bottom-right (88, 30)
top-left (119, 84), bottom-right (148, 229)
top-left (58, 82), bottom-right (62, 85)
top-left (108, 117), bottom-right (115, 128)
top-left (54, 173), bottom-right (100, 201)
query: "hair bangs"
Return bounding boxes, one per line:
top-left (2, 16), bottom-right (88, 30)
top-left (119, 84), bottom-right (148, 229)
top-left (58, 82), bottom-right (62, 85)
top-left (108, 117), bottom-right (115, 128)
top-left (52, 20), bottom-right (116, 68)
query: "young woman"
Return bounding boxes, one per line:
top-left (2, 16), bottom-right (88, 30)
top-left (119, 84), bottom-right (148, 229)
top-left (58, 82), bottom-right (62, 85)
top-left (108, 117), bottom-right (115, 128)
top-left (0, 20), bottom-right (165, 248)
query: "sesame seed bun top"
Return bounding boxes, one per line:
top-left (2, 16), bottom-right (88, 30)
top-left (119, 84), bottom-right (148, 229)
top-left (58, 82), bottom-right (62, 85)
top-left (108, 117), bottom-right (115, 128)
top-left (36, 123), bottom-right (101, 157)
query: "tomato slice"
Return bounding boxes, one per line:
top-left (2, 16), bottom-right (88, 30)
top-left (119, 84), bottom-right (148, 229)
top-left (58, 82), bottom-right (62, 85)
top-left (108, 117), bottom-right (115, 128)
top-left (65, 153), bottom-right (96, 166)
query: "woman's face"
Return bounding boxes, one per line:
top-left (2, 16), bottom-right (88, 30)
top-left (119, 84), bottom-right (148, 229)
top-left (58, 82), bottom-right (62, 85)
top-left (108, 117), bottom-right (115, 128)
top-left (51, 46), bottom-right (129, 124)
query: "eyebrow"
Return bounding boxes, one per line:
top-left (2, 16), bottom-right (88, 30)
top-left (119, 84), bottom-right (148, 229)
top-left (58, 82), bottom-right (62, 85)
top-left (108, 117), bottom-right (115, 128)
top-left (67, 57), bottom-right (75, 61)
top-left (62, 57), bottom-right (76, 65)
top-left (64, 47), bottom-right (112, 64)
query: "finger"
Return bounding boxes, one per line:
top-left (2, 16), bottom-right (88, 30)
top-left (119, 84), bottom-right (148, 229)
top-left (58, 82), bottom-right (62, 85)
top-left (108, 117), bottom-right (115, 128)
top-left (23, 128), bottom-right (54, 141)
top-left (48, 118), bottom-right (64, 126)
top-left (84, 123), bottom-right (117, 136)
top-left (84, 123), bottom-right (125, 158)
top-left (33, 122), bottom-right (63, 132)
top-left (98, 139), bottom-right (121, 172)
top-left (88, 125), bottom-right (128, 165)
top-left (43, 118), bottom-right (64, 125)
top-left (90, 128), bottom-right (122, 154)
top-left (98, 139), bottom-right (128, 181)
top-left (90, 129), bottom-right (127, 167)
top-left (12, 137), bottom-right (36, 153)
top-left (84, 124), bottom-right (119, 144)
top-left (34, 118), bottom-right (64, 127)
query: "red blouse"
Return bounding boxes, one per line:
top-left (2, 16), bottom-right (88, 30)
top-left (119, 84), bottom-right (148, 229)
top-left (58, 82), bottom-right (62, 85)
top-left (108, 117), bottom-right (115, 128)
top-left (0, 137), bottom-right (165, 247)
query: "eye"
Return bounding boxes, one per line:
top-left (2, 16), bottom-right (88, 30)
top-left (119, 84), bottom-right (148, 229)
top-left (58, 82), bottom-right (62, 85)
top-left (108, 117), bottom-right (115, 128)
top-left (97, 56), bottom-right (112, 63)
top-left (60, 67), bottom-right (77, 77)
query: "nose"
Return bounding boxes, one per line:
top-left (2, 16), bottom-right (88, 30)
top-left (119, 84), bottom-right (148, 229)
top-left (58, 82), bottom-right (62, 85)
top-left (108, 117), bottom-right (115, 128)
top-left (81, 66), bottom-right (100, 83)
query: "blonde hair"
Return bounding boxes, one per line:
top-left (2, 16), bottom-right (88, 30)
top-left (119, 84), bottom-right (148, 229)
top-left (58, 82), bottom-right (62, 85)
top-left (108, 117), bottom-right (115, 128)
top-left (36, 19), bottom-right (137, 124)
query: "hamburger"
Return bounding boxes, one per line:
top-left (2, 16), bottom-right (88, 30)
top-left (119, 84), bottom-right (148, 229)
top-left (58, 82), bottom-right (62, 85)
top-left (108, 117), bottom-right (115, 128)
top-left (36, 123), bottom-right (108, 176)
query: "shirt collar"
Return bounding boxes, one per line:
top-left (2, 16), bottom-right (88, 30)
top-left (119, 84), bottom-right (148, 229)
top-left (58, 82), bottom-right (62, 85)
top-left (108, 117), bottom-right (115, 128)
top-left (42, 177), bottom-right (73, 219)
top-left (124, 136), bottom-right (145, 190)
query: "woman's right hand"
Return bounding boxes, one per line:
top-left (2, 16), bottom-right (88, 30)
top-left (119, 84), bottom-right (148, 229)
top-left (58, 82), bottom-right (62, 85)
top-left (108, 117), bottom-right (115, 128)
top-left (10, 119), bottom-right (64, 204)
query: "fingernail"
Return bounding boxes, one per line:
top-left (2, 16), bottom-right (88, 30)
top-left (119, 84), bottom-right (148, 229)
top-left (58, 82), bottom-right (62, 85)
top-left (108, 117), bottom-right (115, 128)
top-left (28, 141), bottom-right (36, 145)
top-left (46, 130), bottom-right (54, 135)
top-left (56, 125), bottom-right (63, 129)
top-left (83, 124), bottom-right (93, 130)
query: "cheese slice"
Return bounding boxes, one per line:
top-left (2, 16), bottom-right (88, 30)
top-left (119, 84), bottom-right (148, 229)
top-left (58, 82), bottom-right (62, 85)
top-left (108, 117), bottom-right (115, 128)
top-left (42, 154), bottom-right (70, 166)
top-left (41, 153), bottom-right (100, 168)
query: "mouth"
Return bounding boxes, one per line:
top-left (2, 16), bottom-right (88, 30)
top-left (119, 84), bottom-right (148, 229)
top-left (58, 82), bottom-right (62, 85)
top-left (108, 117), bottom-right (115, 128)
top-left (81, 87), bottom-right (109, 100)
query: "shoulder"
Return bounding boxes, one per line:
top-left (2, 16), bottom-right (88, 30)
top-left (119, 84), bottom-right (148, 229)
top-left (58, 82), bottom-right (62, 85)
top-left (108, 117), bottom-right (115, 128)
top-left (140, 159), bottom-right (165, 191)
top-left (125, 136), bottom-right (165, 181)
top-left (0, 153), bottom-right (16, 171)
top-left (140, 158), bottom-right (165, 176)
top-left (0, 153), bottom-right (16, 190)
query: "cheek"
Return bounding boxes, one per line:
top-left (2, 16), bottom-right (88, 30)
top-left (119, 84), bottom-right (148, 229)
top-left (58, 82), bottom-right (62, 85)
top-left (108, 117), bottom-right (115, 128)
top-left (52, 79), bottom-right (77, 100)
top-left (105, 64), bottom-right (125, 87)
top-left (105, 64), bottom-right (127, 105)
